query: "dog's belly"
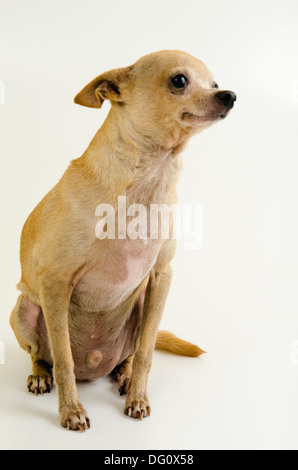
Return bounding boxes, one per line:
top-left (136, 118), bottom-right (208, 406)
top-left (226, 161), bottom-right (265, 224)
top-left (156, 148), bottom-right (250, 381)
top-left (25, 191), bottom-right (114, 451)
top-left (73, 239), bottom-right (160, 312)
top-left (70, 293), bottom-right (144, 380)
top-left (34, 291), bottom-right (144, 380)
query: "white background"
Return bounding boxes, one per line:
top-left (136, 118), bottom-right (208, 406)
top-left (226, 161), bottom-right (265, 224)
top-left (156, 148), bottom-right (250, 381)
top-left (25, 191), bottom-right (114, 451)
top-left (1, 0), bottom-right (298, 450)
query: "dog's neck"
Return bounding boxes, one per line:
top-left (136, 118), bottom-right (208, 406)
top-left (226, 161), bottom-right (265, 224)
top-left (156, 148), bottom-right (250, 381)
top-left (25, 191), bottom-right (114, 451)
top-left (75, 106), bottom-right (188, 199)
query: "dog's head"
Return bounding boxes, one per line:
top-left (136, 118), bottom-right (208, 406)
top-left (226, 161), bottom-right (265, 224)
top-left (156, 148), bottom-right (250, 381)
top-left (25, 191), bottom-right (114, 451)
top-left (74, 50), bottom-right (236, 148)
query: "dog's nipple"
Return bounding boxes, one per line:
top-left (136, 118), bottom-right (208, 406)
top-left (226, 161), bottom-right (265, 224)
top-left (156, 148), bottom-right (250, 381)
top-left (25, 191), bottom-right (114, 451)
top-left (86, 350), bottom-right (103, 369)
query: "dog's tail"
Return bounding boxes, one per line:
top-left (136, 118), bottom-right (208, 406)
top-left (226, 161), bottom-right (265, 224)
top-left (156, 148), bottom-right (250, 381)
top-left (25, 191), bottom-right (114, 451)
top-left (155, 330), bottom-right (206, 357)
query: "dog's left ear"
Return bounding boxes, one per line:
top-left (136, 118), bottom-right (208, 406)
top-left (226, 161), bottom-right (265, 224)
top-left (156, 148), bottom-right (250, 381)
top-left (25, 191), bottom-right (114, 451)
top-left (74, 66), bottom-right (133, 109)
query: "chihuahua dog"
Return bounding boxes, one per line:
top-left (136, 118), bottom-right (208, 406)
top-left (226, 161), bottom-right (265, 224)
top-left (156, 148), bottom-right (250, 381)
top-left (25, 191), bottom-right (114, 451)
top-left (10, 50), bottom-right (236, 431)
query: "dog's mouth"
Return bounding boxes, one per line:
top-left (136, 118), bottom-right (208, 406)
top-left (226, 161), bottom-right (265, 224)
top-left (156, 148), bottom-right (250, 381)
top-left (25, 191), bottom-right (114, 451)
top-left (181, 111), bottom-right (228, 122)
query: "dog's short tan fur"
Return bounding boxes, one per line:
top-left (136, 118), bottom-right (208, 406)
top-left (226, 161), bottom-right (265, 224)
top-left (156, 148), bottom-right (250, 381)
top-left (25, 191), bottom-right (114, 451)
top-left (10, 50), bottom-right (236, 430)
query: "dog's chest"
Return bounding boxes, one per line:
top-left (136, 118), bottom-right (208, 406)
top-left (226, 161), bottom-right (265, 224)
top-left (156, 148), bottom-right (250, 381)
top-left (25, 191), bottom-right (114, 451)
top-left (73, 153), bottom-right (179, 312)
top-left (73, 239), bottom-right (160, 312)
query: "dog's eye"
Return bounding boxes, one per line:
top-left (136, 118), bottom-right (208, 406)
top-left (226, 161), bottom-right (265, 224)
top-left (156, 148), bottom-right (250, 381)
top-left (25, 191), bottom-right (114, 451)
top-left (212, 81), bottom-right (219, 89)
top-left (171, 74), bottom-right (188, 89)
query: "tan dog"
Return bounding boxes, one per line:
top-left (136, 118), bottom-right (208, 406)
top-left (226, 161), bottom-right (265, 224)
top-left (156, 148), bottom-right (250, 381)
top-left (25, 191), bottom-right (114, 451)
top-left (10, 50), bottom-right (236, 431)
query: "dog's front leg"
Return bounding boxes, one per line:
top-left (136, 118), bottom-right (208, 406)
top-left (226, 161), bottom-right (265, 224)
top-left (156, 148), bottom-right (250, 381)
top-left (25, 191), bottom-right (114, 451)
top-left (124, 264), bottom-right (173, 420)
top-left (40, 275), bottom-right (90, 431)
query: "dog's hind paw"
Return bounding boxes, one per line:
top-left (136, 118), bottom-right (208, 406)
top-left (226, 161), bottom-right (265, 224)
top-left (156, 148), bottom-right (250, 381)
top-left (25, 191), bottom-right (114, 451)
top-left (27, 374), bottom-right (53, 395)
top-left (114, 355), bottom-right (133, 396)
top-left (116, 372), bottom-right (131, 396)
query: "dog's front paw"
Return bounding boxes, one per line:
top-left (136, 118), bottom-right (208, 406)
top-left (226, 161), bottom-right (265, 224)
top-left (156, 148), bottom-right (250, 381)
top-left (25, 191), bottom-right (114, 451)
top-left (27, 374), bottom-right (53, 395)
top-left (124, 396), bottom-right (151, 420)
top-left (60, 407), bottom-right (90, 432)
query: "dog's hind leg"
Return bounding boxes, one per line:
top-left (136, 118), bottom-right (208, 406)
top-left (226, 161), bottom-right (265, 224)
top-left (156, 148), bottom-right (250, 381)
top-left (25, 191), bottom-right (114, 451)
top-left (114, 354), bottom-right (134, 396)
top-left (10, 294), bottom-right (53, 395)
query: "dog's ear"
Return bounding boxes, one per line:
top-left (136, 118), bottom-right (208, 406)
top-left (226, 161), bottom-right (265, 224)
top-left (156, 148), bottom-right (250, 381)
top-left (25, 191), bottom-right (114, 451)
top-left (74, 66), bottom-right (133, 109)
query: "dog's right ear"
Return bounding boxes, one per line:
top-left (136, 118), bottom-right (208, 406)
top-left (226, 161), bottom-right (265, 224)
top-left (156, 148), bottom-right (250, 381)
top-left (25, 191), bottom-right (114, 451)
top-left (74, 66), bottom-right (133, 109)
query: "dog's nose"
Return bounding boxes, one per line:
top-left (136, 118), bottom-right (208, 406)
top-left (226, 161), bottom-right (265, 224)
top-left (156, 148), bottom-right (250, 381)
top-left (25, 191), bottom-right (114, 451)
top-left (215, 90), bottom-right (237, 110)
